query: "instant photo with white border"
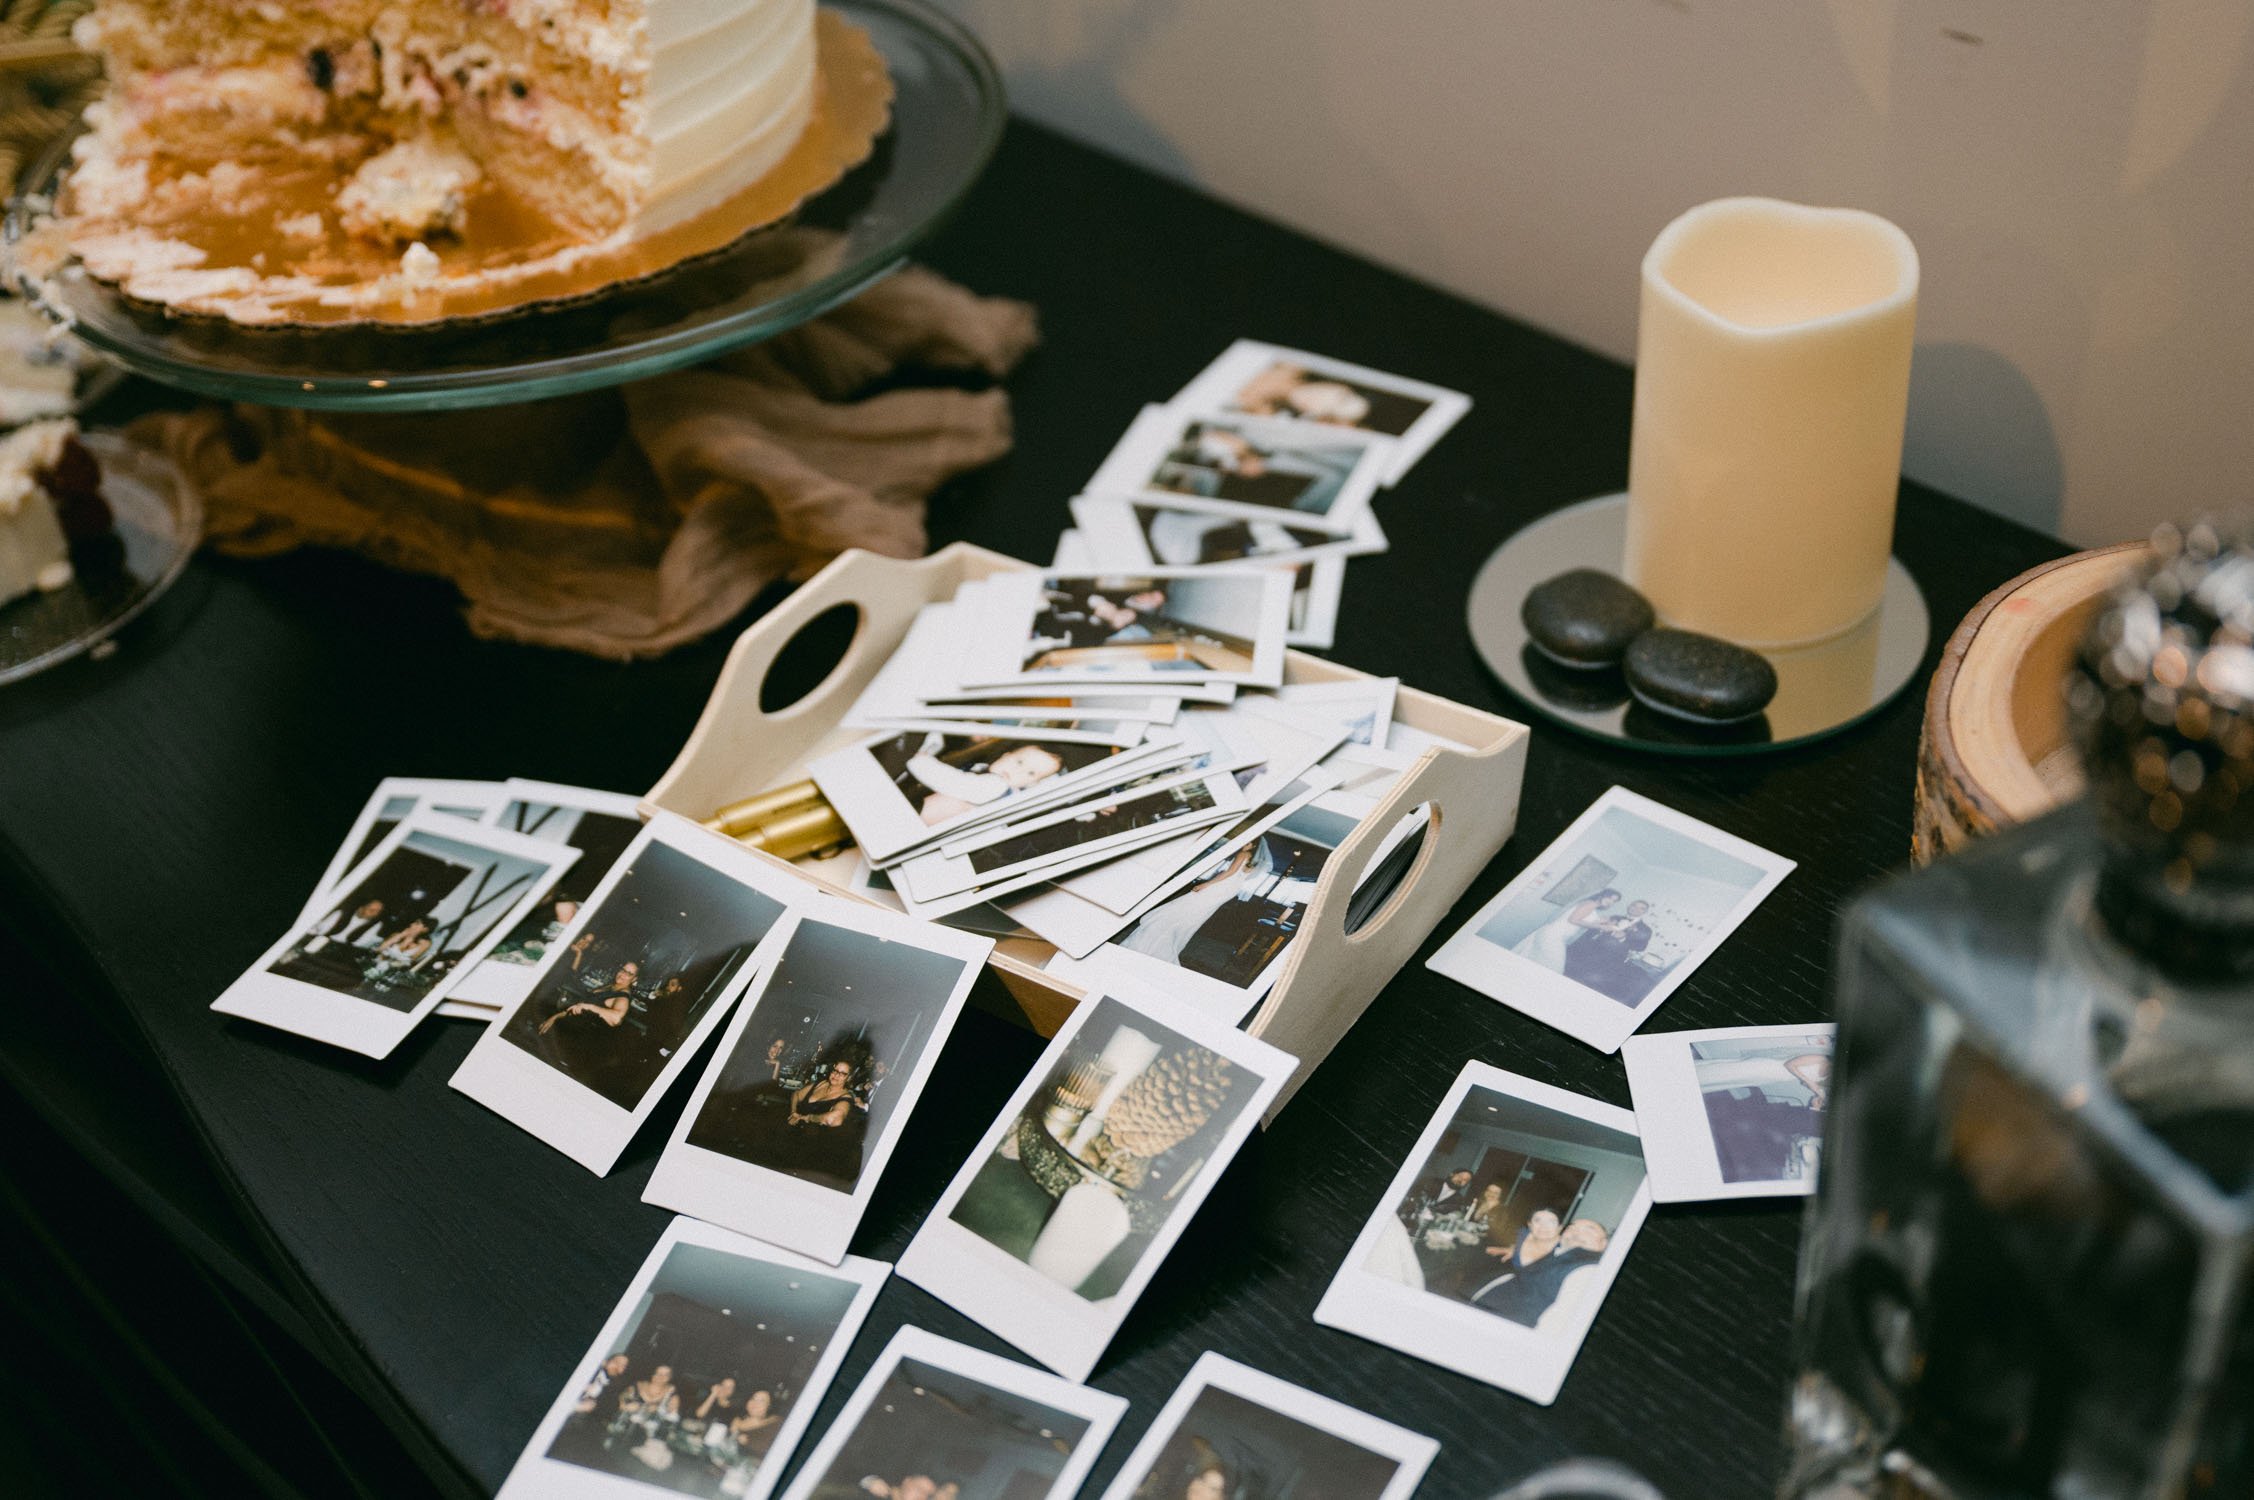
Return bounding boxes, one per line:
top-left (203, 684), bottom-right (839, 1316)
top-left (1069, 492), bottom-right (1387, 569)
top-left (216, 812), bottom-right (576, 1059)
top-left (1170, 339), bottom-right (1472, 485)
top-left (448, 779), bottom-right (649, 1009)
top-left (449, 814), bottom-right (802, 1175)
top-left (1085, 405), bottom-right (1391, 537)
top-left (776, 1326), bottom-right (1126, 1500)
top-left (1621, 1023), bottom-right (1837, 1202)
top-left (1285, 557), bottom-right (1345, 651)
top-left (896, 983), bottom-right (1291, 1382)
top-left (494, 1215), bottom-right (888, 1500)
top-left (1092, 1352), bottom-right (1437, 1500)
top-left (810, 726), bottom-right (1162, 866)
top-left (1425, 786), bottom-right (1795, 1053)
top-left (959, 566), bottom-right (1293, 691)
top-left (643, 896), bottom-right (993, 1265)
top-left (1313, 1062), bottom-right (1653, 1406)
top-left (300, 777), bottom-right (508, 922)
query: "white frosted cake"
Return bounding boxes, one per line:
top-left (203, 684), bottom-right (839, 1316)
top-left (0, 420), bottom-right (91, 607)
top-left (56, 0), bottom-right (822, 319)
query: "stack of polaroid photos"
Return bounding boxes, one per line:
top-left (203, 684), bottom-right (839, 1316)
top-left (809, 566), bottom-right (1463, 1026)
top-left (1055, 340), bottom-right (1471, 650)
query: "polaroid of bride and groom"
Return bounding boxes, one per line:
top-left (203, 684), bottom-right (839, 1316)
top-left (1426, 787), bottom-right (1795, 1054)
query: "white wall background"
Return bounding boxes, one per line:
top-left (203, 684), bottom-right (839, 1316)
top-left (938, 0), bottom-right (2254, 545)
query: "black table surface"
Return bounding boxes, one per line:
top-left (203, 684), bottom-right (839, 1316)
top-left (0, 119), bottom-right (2067, 1500)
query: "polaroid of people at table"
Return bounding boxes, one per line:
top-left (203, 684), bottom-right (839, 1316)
top-left (497, 1215), bottom-right (886, 1500)
top-left (810, 726), bottom-right (1152, 867)
top-left (1092, 1353), bottom-right (1437, 1500)
top-left (447, 779), bottom-right (647, 1011)
top-left (898, 986), bottom-right (1289, 1382)
top-left (1622, 1023), bottom-right (1838, 1202)
top-left (644, 897), bottom-right (991, 1265)
top-left (1084, 406), bottom-right (1390, 538)
top-left (958, 568), bottom-right (1293, 692)
top-left (450, 814), bottom-right (800, 1175)
top-left (1314, 1063), bottom-right (1653, 1406)
top-left (1425, 787), bottom-right (1795, 1054)
top-left (298, 776), bottom-right (507, 923)
top-left (1169, 339), bottom-right (1472, 484)
top-left (776, 1327), bottom-right (1125, 1500)
top-left (214, 811), bottom-right (576, 1059)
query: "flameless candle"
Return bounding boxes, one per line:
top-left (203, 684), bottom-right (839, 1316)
top-left (1623, 197), bottom-right (1919, 648)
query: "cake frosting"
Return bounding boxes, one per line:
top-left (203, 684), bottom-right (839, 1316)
top-left (50, 0), bottom-right (821, 321)
top-left (0, 420), bottom-right (84, 606)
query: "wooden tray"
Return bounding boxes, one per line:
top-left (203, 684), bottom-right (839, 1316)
top-left (643, 542), bottom-right (1530, 1114)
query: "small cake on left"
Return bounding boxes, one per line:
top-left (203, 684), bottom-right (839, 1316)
top-left (0, 419), bottom-right (115, 609)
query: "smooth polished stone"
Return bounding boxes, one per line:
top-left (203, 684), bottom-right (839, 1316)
top-left (1624, 628), bottom-right (1779, 722)
top-left (1521, 567), bottom-right (1655, 667)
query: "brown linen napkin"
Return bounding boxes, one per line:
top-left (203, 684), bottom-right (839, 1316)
top-left (133, 263), bottom-right (1038, 660)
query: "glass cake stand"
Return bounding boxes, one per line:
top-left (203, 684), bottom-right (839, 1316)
top-left (0, 432), bottom-right (202, 685)
top-left (2, 0), bottom-right (1004, 413)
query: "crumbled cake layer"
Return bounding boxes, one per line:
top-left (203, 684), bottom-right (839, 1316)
top-left (54, 0), bottom-right (819, 323)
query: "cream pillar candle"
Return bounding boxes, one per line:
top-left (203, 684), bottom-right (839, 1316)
top-left (1623, 197), bottom-right (1919, 647)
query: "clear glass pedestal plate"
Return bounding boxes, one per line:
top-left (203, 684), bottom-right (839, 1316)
top-left (0, 0), bottom-right (1004, 681)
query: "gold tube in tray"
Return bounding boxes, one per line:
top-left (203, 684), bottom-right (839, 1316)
top-left (734, 801), bottom-right (849, 862)
top-left (641, 543), bottom-right (1531, 1119)
top-left (703, 778), bottom-right (826, 836)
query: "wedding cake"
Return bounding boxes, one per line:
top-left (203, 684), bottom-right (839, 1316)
top-left (59, 0), bottom-right (820, 317)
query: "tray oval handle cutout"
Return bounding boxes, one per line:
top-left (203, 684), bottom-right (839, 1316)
top-left (759, 601), bottom-right (865, 715)
top-left (1345, 801), bottom-right (1441, 941)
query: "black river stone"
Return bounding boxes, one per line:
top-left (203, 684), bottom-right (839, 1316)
top-left (1624, 629), bottom-right (1779, 722)
top-left (1521, 568), bottom-right (1655, 667)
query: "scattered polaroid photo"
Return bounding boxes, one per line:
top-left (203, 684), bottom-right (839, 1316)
top-left (1170, 339), bottom-right (1472, 485)
top-left (810, 728), bottom-right (1158, 866)
top-left (495, 1215), bottom-right (886, 1500)
top-left (1044, 705), bottom-right (1342, 916)
top-left (215, 812), bottom-right (577, 1059)
top-left (1085, 406), bottom-right (1390, 537)
top-left (301, 777), bottom-right (507, 921)
top-left (644, 898), bottom-right (991, 1265)
top-left (1091, 1352), bottom-right (1436, 1500)
top-left (449, 815), bottom-right (801, 1175)
top-left (447, 780), bottom-right (648, 1010)
top-left (958, 567), bottom-right (1293, 691)
top-left (1050, 795), bottom-right (1404, 1022)
top-left (1069, 493), bottom-right (1387, 569)
top-left (776, 1326), bottom-right (1125, 1500)
top-left (1621, 1023), bottom-right (1837, 1202)
top-left (895, 767), bottom-right (1247, 908)
top-left (1426, 787), bottom-right (1796, 1053)
top-left (1284, 557), bottom-right (1344, 651)
top-left (1313, 1062), bottom-right (1653, 1406)
top-left (1005, 766), bottom-right (1343, 960)
top-left (1261, 678), bottom-right (1398, 749)
top-left (897, 986), bottom-right (1291, 1381)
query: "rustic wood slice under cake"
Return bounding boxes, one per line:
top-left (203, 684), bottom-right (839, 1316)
top-left (1913, 541), bottom-right (2148, 865)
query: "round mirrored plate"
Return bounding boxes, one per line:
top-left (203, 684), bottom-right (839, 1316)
top-left (2, 0), bottom-right (1003, 413)
top-left (0, 432), bottom-right (202, 685)
top-left (1466, 493), bottom-right (1931, 757)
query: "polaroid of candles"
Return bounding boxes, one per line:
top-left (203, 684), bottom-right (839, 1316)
top-left (495, 1216), bottom-right (887, 1500)
top-left (449, 814), bottom-right (801, 1175)
top-left (897, 983), bottom-right (1292, 1381)
top-left (1621, 1023), bottom-right (1837, 1202)
top-left (1426, 787), bottom-right (1795, 1053)
top-left (1314, 1061), bottom-right (1654, 1406)
top-left (776, 1327), bottom-right (1126, 1500)
top-left (213, 811), bottom-right (577, 1060)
